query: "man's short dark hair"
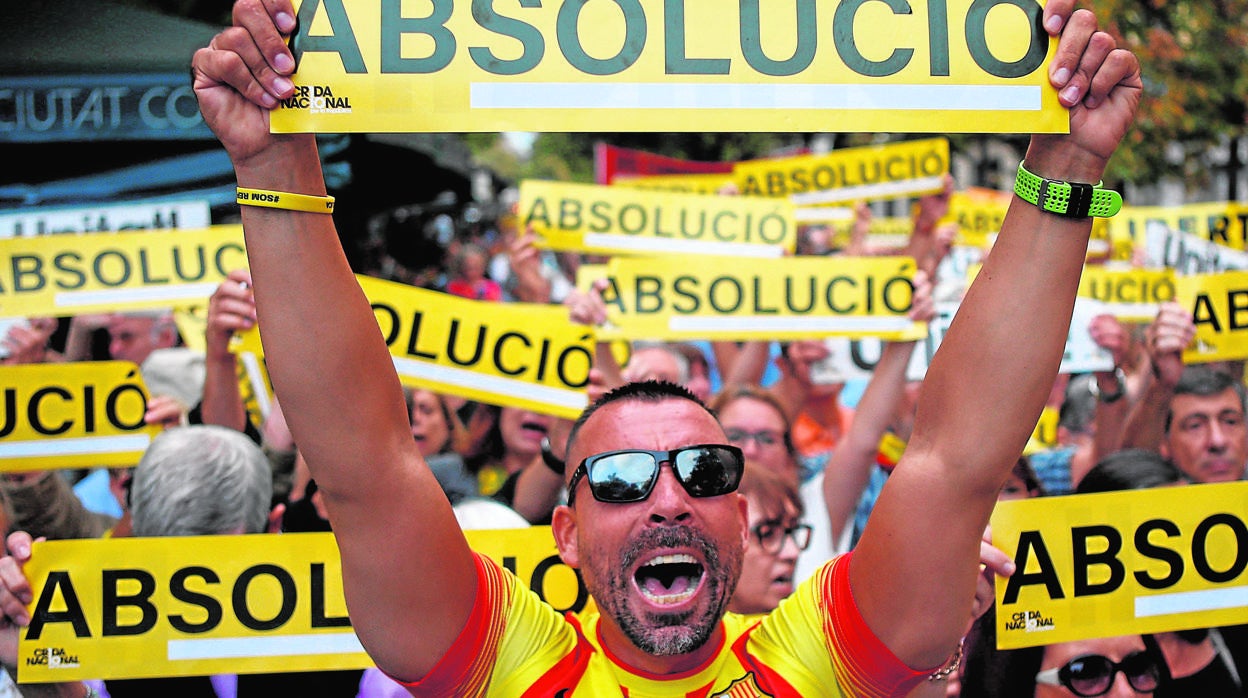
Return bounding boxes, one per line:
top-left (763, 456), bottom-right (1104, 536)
top-left (1076, 449), bottom-right (1183, 493)
top-left (1165, 365), bottom-right (1248, 432)
top-left (565, 380), bottom-right (716, 472)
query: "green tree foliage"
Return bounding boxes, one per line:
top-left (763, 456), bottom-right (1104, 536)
top-left (1096, 0), bottom-right (1248, 193)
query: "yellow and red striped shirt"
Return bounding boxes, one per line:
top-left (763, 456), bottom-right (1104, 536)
top-left (399, 552), bottom-right (927, 697)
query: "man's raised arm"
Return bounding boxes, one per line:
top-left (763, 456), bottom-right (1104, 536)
top-left (190, 0), bottom-right (477, 681)
top-left (848, 1), bottom-right (1143, 672)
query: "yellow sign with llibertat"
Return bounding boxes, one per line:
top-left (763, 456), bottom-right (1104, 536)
top-left (1110, 202), bottom-right (1248, 254)
top-left (732, 138), bottom-right (949, 204)
top-left (519, 180), bottom-right (795, 258)
top-left (592, 255), bottom-right (923, 341)
top-left (18, 527), bottom-right (585, 682)
top-left (357, 276), bottom-right (591, 419)
top-left (992, 482), bottom-right (1248, 649)
top-left (270, 1), bottom-right (1064, 134)
top-left (0, 226), bottom-right (247, 318)
top-left (1174, 270), bottom-right (1248, 363)
top-left (0, 362), bottom-right (160, 471)
top-left (1077, 266), bottom-right (1176, 323)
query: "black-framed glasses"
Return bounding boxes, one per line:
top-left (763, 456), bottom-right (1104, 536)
top-left (566, 444), bottom-right (744, 505)
top-left (1035, 651), bottom-right (1163, 697)
top-left (724, 427), bottom-right (783, 447)
top-left (750, 521), bottom-right (813, 554)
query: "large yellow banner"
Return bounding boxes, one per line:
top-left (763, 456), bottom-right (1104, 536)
top-left (992, 482), bottom-right (1248, 649)
top-left (270, 0), bottom-right (1065, 134)
top-left (590, 255), bottom-right (923, 341)
top-left (0, 362), bottom-right (160, 471)
top-left (519, 180), bottom-right (795, 257)
top-left (18, 527), bottom-right (583, 682)
top-left (0, 227), bottom-right (247, 318)
top-left (358, 276), bottom-right (592, 419)
top-left (732, 138), bottom-right (949, 202)
top-left (1175, 270), bottom-right (1248, 363)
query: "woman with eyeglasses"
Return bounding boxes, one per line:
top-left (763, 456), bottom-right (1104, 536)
top-left (728, 463), bottom-right (811, 616)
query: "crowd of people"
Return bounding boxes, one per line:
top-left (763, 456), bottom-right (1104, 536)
top-left (0, 0), bottom-right (1242, 696)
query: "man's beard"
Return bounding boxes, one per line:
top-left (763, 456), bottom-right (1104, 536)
top-left (587, 526), bottom-right (741, 657)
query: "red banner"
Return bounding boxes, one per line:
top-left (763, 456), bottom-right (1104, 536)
top-left (594, 143), bottom-right (735, 184)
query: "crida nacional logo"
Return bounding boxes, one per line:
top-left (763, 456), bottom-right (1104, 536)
top-left (26, 646), bottom-right (80, 669)
top-left (1005, 609), bottom-right (1056, 634)
top-left (281, 85), bottom-right (352, 114)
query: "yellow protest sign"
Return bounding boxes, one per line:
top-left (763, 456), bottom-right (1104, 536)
top-left (1077, 266), bottom-right (1176, 323)
top-left (1022, 406), bottom-right (1059, 456)
top-left (519, 180), bottom-right (795, 257)
top-left (597, 255), bottom-right (923, 341)
top-left (18, 527), bottom-right (584, 682)
top-left (733, 138), bottom-right (949, 203)
top-left (992, 482), bottom-right (1248, 649)
top-left (172, 305), bottom-right (208, 354)
top-left (0, 227), bottom-right (247, 318)
top-left (613, 173), bottom-right (737, 196)
top-left (0, 362), bottom-right (160, 471)
top-left (358, 276), bottom-right (591, 419)
top-left (949, 188), bottom-right (1009, 248)
top-left (271, 0), bottom-right (1063, 134)
top-left (1175, 271), bottom-right (1248, 363)
top-left (1111, 202), bottom-right (1248, 254)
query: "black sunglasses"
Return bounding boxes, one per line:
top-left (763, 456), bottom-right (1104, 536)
top-left (566, 444), bottom-right (744, 505)
top-left (1035, 650), bottom-right (1162, 697)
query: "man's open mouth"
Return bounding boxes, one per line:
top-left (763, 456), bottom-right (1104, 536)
top-left (634, 554), bottom-right (705, 605)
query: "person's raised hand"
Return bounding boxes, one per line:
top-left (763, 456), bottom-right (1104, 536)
top-left (908, 270), bottom-right (937, 325)
top-left (1031, 1), bottom-right (1143, 180)
top-left (1145, 301), bottom-right (1195, 388)
top-left (564, 279), bottom-right (609, 327)
top-left (206, 270), bottom-right (257, 362)
top-left (0, 531), bottom-right (39, 669)
top-left (191, 0), bottom-right (303, 164)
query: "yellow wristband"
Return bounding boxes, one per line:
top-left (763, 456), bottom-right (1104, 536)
top-left (236, 187), bottom-right (335, 214)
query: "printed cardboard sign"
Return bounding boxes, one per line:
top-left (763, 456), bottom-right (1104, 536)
top-left (993, 483), bottom-right (1248, 649)
top-left (271, 0), bottom-right (1065, 134)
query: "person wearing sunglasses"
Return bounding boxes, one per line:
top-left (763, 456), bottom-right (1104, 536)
top-left (185, 1), bottom-right (1141, 695)
top-left (1035, 636), bottom-right (1169, 697)
top-left (728, 463), bottom-right (811, 616)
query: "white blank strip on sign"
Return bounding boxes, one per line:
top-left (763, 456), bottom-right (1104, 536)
top-left (472, 83), bottom-right (1041, 111)
top-left (391, 357), bottom-right (588, 411)
top-left (789, 176), bottom-right (947, 205)
top-left (168, 632), bottom-right (365, 660)
top-left (56, 283), bottom-right (220, 308)
top-left (670, 316), bottom-right (915, 332)
top-left (582, 234), bottom-right (784, 258)
top-left (1135, 586), bottom-right (1248, 618)
top-left (0, 435), bottom-right (151, 458)
top-left (795, 207), bottom-right (854, 223)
